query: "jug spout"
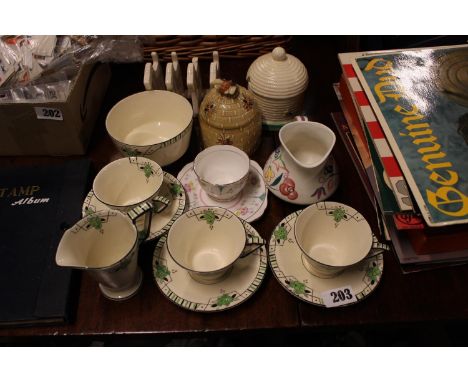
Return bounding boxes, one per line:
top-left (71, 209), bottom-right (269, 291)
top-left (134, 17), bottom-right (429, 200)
top-left (56, 249), bottom-right (86, 269)
top-left (56, 222), bottom-right (89, 270)
top-left (279, 121), bottom-right (336, 170)
top-left (55, 233), bottom-right (92, 270)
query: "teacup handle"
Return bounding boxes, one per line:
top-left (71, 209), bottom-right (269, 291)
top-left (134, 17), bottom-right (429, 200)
top-left (240, 234), bottom-right (266, 258)
top-left (127, 201), bottom-right (153, 241)
top-left (152, 195), bottom-right (171, 214)
top-left (365, 235), bottom-right (391, 259)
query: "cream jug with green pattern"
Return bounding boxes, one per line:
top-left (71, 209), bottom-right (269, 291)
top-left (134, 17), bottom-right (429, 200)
top-left (55, 206), bottom-right (152, 301)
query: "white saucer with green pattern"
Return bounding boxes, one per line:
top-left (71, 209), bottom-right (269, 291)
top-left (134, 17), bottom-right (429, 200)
top-left (153, 223), bottom-right (267, 312)
top-left (269, 210), bottom-right (384, 308)
top-left (82, 172), bottom-right (186, 242)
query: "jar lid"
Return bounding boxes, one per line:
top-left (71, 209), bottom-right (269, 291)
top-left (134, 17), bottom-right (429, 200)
top-left (246, 47), bottom-right (308, 99)
top-left (199, 80), bottom-right (260, 130)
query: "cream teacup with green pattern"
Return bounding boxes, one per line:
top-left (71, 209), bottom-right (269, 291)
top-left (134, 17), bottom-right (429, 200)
top-left (92, 157), bottom-right (170, 226)
top-left (294, 202), bottom-right (373, 278)
top-left (167, 206), bottom-right (265, 284)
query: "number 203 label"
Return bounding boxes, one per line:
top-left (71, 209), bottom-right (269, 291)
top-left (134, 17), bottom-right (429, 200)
top-left (321, 286), bottom-right (357, 307)
top-left (34, 107), bottom-right (63, 121)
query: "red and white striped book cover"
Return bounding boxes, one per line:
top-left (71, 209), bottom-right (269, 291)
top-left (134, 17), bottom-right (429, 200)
top-left (338, 52), bottom-right (415, 213)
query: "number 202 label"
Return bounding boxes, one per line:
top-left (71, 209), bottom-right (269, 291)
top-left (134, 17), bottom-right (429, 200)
top-left (34, 107), bottom-right (63, 121)
top-left (321, 285), bottom-right (357, 307)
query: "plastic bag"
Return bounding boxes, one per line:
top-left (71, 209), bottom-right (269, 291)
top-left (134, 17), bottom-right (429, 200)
top-left (0, 35), bottom-right (142, 103)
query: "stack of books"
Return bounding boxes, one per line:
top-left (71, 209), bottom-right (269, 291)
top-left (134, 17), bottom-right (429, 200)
top-left (334, 44), bottom-right (468, 272)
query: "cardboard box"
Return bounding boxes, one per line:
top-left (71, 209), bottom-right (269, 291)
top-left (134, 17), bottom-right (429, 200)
top-left (0, 63), bottom-right (111, 156)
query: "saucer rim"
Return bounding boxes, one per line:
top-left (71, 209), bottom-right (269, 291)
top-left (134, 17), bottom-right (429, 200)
top-left (82, 172), bottom-right (186, 242)
top-left (268, 210), bottom-right (384, 308)
top-left (152, 222), bottom-right (268, 313)
top-left (177, 160), bottom-right (268, 223)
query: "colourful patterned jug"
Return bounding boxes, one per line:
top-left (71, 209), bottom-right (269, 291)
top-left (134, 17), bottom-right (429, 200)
top-left (263, 120), bottom-right (339, 204)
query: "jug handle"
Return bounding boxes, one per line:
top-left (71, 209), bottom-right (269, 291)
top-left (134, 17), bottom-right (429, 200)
top-left (127, 202), bottom-right (153, 242)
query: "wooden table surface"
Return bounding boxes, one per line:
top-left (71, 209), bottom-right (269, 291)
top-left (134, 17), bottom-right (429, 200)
top-left (0, 121), bottom-right (302, 339)
top-left (1, 37), bottom-right (468, 344)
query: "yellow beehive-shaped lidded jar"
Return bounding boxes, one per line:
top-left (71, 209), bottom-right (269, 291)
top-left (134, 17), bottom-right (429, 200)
top-left (199, 79), bottom-right (262, 156)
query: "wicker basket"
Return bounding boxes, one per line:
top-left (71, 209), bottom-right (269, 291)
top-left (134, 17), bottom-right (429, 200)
top-left (141, 35), bottom-right (292, 62)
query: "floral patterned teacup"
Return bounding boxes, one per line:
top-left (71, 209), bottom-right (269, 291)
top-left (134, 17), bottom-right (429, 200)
top-left (193, 145), bottom-right (250, 201)
top-left (294, 202), bottom-right (373, 278)
top-left (166, 206), bottom-right (265, 284)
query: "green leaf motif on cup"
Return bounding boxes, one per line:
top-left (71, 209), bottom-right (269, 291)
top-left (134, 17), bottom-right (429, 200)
top-left (201, 209), bottom-right (217, 229)
top-left (141, 163), bottom-right (155, 180)
top-left (332, 206), bottom-right (347, 223)
top-left (85, 208), bottom-right (103, 232)
top-left (155, 264), bottom-right (171, 280)
top-left (274, 226), bottom-right (288, 241)
top-left (216, 293), bottom-right (234, 307)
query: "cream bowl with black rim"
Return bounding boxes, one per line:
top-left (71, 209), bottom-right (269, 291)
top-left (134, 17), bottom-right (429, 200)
top-left (106, 90), bottom-right (193, 166)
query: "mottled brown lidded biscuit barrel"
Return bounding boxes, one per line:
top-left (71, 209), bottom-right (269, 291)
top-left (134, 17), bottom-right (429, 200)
top-left (199, 79), bottom-right (262, 156)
